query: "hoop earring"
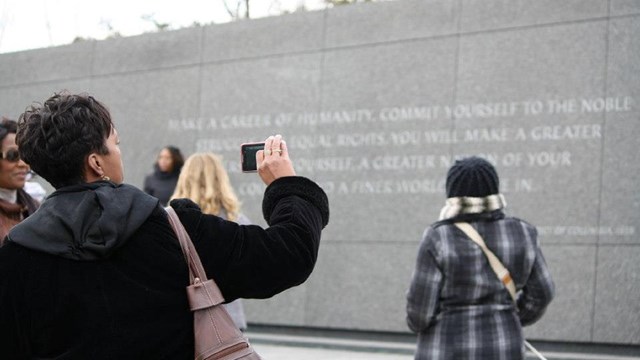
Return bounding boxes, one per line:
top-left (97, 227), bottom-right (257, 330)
top-left (102, 175), bottom-right (111, 182)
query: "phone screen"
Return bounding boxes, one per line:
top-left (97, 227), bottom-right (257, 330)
top-left (240, 142), bottom-right (265, 172)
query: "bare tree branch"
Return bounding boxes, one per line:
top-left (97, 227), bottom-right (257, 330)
top-left (222, 0), bottom-right (237, 20)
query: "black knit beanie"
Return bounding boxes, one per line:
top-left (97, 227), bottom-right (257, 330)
top-left (446, 156), bottom-right (499, 198)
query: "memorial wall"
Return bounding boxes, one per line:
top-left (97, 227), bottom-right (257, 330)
top-left (1, 0), bottom-right (638, 345)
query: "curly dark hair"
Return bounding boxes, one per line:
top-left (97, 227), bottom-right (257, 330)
top-left (0, 117), bottom-right (18, 146)
top-left (17, 92), bottom-right (113, 189)
top-left (161, 145), bottom-right (184, 174)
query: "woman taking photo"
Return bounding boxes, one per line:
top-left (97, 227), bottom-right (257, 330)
top-left (0, 118), bottom-right (39, 242)
top-left (0, 92), bottom-right (329, 359)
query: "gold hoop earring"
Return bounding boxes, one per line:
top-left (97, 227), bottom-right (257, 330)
top-left (102, 175), bottom-right (111, 182)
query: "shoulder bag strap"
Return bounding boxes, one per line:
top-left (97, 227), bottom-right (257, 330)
top-left (165, 207), bottom-right (225, 306)
top-left (166, 207), bottom-right (208, 281)
top-left (454, 222), bottom-right (548, 360)
top-left (454, 222), bottom-right (517, 302)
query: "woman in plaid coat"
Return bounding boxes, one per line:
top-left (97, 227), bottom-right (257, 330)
top-left (406, 157), bottom-right (555, 360)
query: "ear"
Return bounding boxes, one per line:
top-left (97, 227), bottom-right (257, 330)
top-left (85, 153), bottom-right (104, 179)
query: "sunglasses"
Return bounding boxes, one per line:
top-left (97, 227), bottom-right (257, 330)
top-left (0, 148), bottom-right (21, 162)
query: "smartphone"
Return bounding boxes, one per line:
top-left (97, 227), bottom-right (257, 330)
top-left (240, 142), bottom-right (265, 172)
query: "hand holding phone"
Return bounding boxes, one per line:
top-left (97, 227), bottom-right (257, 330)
top-left (240, 135), bottom-right (295, 185)
top-left (240, 142), bottom-right (265, 172)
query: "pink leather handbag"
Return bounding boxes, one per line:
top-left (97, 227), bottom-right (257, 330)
top-left (166, 207), bottom-right (262, 360)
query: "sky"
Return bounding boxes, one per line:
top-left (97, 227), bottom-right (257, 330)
top-left (0, 0), bottom-right (327, 54)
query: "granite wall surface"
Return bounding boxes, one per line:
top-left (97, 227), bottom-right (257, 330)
top-left (1, 0), bottom-right (638, 345)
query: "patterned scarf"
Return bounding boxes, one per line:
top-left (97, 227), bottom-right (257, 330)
top-left (439, 194), bottom-right (507, 220)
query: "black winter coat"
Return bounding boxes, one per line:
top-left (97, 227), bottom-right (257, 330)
top-left (0, 176), bottom-right (329, 360)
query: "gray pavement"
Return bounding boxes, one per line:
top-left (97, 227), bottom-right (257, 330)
top-left (245, 326), bottom-right (640, 360)
top-left (252, 342), bottom-right (640, 360)
top-left (253, 344), bottom-right (412, 360)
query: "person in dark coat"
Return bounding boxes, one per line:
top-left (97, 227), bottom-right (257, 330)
top-left (143, 145), bottom-right (184, 206)
top-left (406, 156), bottom-right (554, 360)
top-left (0, 92), bottom-right (329, 359)
top-left (0, 118), bottom-right (39, 242)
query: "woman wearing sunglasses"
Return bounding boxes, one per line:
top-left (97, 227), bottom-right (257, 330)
top-left (0, 118), bottom-right (39, 242)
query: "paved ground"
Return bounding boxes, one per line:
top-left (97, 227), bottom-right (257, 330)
top-left (245, 326), bottom-right (640, 360)
top-left (253, 344), bottom-right (412, 360)
top-left (253, 343), bottom-right (640, 360)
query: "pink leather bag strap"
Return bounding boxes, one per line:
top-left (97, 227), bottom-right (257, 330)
top-left (165, 207), bottom-right (225, 307)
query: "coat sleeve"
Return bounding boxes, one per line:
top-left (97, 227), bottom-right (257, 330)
top-left (171, 176), bottom-right (329, 302)
top-left (406, 227), bottom-right (443, 333)
top-left (517, 229), bottom-right (555, 326)
top-left (0, 244), bottom-right (31, 359)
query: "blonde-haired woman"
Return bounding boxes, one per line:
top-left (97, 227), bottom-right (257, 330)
top-left (171, 152), bottom-right (248, 330)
